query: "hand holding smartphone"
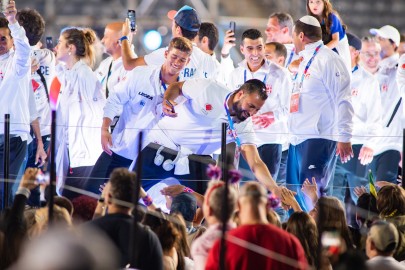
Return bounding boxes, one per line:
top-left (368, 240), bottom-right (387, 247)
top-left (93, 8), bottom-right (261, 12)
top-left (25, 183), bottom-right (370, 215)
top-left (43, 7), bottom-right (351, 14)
top-left (229, 21), bottom-right (236, 44)
top-left (127, 10), bottom-right (136, 32)
top-left (1, 0), bottom-right (9, 13)
top-left (46, 37), bottom-right (53, 50)
top-left (229, 21), bottom-right (236, 33)
top-left (165, 100), bottom-right (175, 113)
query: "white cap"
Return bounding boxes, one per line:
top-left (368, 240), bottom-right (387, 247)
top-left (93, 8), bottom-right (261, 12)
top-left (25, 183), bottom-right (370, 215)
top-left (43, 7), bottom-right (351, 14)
top-left (298, 15), bottom-right (321, 28)
top-left (370, 25), bottom-right (400, 47)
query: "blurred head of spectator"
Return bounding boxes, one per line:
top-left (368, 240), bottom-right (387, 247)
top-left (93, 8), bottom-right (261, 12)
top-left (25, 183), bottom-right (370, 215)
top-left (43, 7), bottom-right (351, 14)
top-left (366, 220), bottom-right (399, 258)
top-left (356, 193), bottom-right (379, 229)
top-left (143, 209), bottom-right (184, 270)
top-left (71, 195), bottom-right (97, 223)
top-left (10, 228), bottom-right (119, 270)
top-left (377, 185), bottom-right (405, 218)
top-left (170, 192), bottom-right (197, 230)
top-left (53, 196), bottom-right (74, 216)
top-left (29, 205), bottom-right (72, 238)
top-left (203, 181), bottom-right (237, 226)
top-left (238, 182), bottom-right (269, 225)
top-left (311, 196), bottom-right (354, 249)
top-left (286, 211), bottom-right (319, 268)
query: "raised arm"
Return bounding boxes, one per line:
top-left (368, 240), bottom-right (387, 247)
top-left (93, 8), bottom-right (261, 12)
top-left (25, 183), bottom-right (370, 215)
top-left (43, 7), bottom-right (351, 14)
top-left (121, 18), bottom-right (146, 70)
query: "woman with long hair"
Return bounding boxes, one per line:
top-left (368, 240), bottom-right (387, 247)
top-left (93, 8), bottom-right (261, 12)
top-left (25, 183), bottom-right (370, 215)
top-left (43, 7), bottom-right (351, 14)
top-left (286, 211), bottom-right (319, 269)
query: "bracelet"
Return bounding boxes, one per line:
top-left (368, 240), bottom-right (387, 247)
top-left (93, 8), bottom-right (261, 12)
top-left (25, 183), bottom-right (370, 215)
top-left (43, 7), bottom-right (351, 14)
top-left (119, 36), bottom-right (128, 42)
top-left (142, 194), bottom-right (153, 207)
top-left (16, 187), bottom-right (31, 198)
top-left (184, 187), bottom-right (194, 193)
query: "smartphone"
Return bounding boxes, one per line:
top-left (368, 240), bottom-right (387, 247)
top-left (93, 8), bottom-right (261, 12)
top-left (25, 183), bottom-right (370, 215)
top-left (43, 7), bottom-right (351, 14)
top-left (127, 10), bottom-right (136, 32)
top-left (46, 37), bottom-right (53, 50)
top-left (229, 21), bottom-right (236, 33)
top-left (36, 170), bottom-right (50, 185)
top-left (165, 100), bottom-right (175, 113)
top-left (1, 0), bottom-right (9, 13)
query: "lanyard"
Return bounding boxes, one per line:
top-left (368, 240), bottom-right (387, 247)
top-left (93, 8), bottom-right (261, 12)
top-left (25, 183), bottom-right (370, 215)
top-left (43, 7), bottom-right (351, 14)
top-left (101, 60), bottom-right (113, 97)
top-left (352, 65), bottom-right (358, 73)
top-left (224, 92), bottom-right (241, 147)
top-left (286, 48), bottom-right (295, 67)
top-left (293, 44), bottom-right (323, 86)
top-left (159, 70), bottom-right (179, 90)
top-left (244, 69), bottom-right (267, 84)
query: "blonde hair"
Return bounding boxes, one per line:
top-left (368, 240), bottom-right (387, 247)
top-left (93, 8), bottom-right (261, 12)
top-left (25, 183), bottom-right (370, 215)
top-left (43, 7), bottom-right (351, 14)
top-left (29, 206), bottom-right (72, 238)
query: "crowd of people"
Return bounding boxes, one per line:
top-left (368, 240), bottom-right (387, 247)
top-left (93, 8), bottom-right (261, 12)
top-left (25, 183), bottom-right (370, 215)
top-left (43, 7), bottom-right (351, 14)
top-left (1, 0), bottom-right (405, 268)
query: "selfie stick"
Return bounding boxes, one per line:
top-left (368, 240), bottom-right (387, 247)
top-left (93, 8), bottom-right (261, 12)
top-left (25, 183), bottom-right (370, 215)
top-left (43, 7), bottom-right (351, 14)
top-left (3, 114), bottom-right (10, 209)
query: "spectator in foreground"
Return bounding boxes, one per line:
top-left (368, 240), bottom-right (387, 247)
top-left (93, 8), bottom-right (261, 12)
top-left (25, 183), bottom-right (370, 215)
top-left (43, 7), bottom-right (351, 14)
top-left (86, 168), bottom-right (163, 270)
top-left (366, 220), bottom-right (404, 270)
top-left (377, 185), bottom-right (405, 261)
top-left (205, 182), bottom-right (308, 270)
top-left (190, 181), bottom-right (237, 270)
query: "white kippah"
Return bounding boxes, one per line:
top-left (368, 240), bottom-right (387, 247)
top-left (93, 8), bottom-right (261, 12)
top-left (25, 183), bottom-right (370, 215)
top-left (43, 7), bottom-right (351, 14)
top-left (299, 15), bottom-right (321, 27)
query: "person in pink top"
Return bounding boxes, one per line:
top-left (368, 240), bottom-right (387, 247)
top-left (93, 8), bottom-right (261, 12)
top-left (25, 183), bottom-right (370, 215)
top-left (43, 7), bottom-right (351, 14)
top-left (190, 181), bottom-right (237, 270)
top-left (205, 182), bottom-right (308, 270)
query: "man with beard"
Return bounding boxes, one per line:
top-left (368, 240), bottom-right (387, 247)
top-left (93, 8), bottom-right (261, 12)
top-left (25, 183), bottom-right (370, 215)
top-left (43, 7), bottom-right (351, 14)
top-left (287, 16), bottom-right (353, 212)
top-left (135, 78), bottom-right (287, 197)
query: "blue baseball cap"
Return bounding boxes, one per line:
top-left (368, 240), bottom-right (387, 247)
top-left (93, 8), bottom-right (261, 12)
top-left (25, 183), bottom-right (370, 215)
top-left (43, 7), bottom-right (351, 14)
top-left (167, 5), bottom-right (201, 32)
top-left (347, 32), bottom-right (362, 51)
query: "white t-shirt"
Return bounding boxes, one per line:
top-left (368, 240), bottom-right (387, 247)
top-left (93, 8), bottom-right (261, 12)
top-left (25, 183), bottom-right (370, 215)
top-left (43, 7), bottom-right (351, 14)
top-left (104, 65), bottom-right (167, 160)
top-left (145, 78), bottom-right (257, 156)
top-left (288, 40), bottom-right (353, 145)
top-left (227, 60), bottom-right (292, 145)
top-left (144, 44), bottom-right (218, 80)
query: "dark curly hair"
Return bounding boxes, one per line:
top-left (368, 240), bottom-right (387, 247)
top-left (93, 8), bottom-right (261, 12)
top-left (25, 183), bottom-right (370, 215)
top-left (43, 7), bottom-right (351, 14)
top-left (16, 9), bottom-right (45, 46)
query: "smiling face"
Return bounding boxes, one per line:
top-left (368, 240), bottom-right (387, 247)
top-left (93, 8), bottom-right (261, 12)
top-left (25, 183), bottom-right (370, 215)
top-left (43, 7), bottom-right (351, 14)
top-left (163, 47), bottom-right (191, 76)
top-left (0, 28), bottom-right (13, 56)
top-left (360, 40), bottom-right (381, 73)
top-left (240, 37), bottom-right (265, 72)
top-left (231, 91), bottom-right (265, 123)
top-left (308, 0), bottom-right (325, 16)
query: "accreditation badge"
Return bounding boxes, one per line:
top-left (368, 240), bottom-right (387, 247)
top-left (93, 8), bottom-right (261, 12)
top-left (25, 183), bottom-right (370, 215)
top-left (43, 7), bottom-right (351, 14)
top-left (290, 92), bottom-right (300, 113)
